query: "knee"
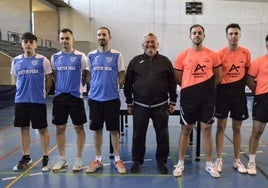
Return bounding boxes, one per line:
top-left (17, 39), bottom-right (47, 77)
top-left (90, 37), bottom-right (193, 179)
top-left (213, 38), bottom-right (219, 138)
top-left (56, 126), bottom-right (66, 135)
top-left (74, 125), bottom-right (85, 134)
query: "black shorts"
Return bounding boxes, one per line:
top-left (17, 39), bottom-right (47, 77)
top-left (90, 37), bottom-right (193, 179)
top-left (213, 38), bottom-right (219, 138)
top-left (52, 93), bottom-right (87, 125)
top-left (14, 103), bottom-right (48, 129)
top-left (252, 93), bottom-right (268, 123)
top-left (88, 98), bottom-right (120, 131)
top-left (180, 103), bottom-right (215, 125)
top-left (215, 92), bottom-right (248, 120)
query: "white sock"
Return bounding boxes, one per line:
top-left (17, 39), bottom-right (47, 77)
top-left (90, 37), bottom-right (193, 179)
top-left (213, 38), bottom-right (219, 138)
top-left (177, 160), bottom-right (184, 165)
top-left (216, 158), bottom-right (222, 161)
top-left (96, 156), bottom-right (102, 162)
top-left (234, 158), bottom-right (240, 162)
top-left (114, 155), bottom-right (120, 162)
top-left (249, 154), bottom-right (256, 163)
top-left (206, 161), bottom-right (212, 167)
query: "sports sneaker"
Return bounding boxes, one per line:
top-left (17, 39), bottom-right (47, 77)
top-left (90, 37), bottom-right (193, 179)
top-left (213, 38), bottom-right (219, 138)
top-left (173, 163), bottom-right (184, 177)
top-left (73, 158), bottom-right (83, 172)
top-left (130, 163), bottom-right (140, 173)
top-left (233, 161), bottom-right (247, 174)
top-left (52, 157), bottom-right (68, 172)
top-left (85, 160), bottom-right (103, 174)
top-left (13, 156), bottom-right (32, 171)
top-left (205, 164), bottom-right (221, 178)
top-left (115, 160), bottom-right (127, 174)
top-left (247, 162), bottom-right (257, 175)
top-left (214, 160), bottom-right (223, 173)
top-left (42, 157), bottom-right (51, 172)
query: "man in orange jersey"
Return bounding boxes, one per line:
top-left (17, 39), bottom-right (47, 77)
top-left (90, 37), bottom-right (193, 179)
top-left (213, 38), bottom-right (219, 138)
top-left (246, 34), bottom-right (268, 175)
top-left (173, 24), bottom-right (222, 178)
top-left (214, 23), bottom-right (250, 174)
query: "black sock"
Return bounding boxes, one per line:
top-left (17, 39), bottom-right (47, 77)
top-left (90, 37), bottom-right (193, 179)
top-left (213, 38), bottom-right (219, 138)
top-left (23, 155), bottom-right (30, 159)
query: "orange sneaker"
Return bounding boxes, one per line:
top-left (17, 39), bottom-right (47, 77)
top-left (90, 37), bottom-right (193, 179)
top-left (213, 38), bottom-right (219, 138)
top-left (115, 160), bottom-right (127, 174)
top-left (85, 160), bottom-right (103, 174)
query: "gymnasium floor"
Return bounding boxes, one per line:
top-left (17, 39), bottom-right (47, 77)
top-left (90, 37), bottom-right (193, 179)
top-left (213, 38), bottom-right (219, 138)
top-left (0, 96), bottom-right (268, 188)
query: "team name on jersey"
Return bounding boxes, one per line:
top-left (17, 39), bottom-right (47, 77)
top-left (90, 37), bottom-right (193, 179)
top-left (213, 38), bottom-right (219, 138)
top-left (93, 66), bottom-right (112, 71)
top-left (56, 66), bottom-right (77, 70)
top-left (18, 69), bottom-right (38, 75)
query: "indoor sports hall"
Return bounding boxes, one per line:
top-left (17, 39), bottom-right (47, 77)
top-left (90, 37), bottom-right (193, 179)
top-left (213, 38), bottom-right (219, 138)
top-left (1, 0), bottom-right (268, 188)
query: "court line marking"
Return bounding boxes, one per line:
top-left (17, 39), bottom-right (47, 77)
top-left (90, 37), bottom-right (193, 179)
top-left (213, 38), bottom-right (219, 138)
top-left (4, 145), bottom-right (58, 188)
top-left (2, 158), bottom-right (154, 182)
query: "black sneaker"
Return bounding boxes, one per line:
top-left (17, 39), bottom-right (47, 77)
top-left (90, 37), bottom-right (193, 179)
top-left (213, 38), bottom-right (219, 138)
top-left (130, 163), bottom-right (140, 173)
top-left (13, 156), bottom-right (32, 171)
top-left (158, 163), bottom-right (168, 174)
top-left (42, 157), bottom-right (51, 172)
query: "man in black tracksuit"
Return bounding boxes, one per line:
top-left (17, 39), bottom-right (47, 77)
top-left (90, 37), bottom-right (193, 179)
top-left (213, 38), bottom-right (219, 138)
top-left (124, 32), bottom-right (177, 174)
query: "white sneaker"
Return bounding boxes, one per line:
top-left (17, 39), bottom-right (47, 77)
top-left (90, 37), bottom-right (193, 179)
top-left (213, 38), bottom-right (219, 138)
top-left (214, 160), bottom-right (222, 173)
top-left (205, 164), bottom-right (220, 178)
top-left (72, 158), bottom-right (83, 172)
top-left (52, 157), bottom-right (68, 172)
top-left (247, 162), bottom-right (257, 175)
top-left (42, 161), bottom-right (51, 172)
top-left (233, 161), bottom-right (247, 174)
top-left (173, 163), bottom-right (184, 177)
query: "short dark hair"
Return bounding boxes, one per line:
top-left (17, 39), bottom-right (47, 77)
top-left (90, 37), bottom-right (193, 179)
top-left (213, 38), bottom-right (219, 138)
top-left (21, 32), bottom-right (37, 41)
top-left (266, 35), bottom-right (268, 42)
top-left (98, 26), bottom-right (111, 36)
top-left (226, 23), bottom-right (241, 34)
top-left (189, 24), bottom-right (204, 33)
top-left (60, 28), bottom-right (73, 35)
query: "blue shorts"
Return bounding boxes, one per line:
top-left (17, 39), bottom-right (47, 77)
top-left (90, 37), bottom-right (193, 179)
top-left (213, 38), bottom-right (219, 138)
top-left (14, 103), bottom-right (48, 129)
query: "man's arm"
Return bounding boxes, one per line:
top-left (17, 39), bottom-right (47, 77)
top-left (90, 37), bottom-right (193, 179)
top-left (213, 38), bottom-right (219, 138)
top-left (45, 73), bottom-right (53, 95)
top-left (118, 70), bottom-right (125, 89)
top-left (246, 74), bottom-right (256, 92)
top-left (213, 66), bottom-right (222, 86)
top-left (174, 69), bottom-right (183, 86)
top-left (82, 70), bottom-right (90, 87)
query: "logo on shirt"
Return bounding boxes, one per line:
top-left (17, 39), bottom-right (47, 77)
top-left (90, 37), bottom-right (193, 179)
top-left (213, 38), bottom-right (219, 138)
top-left (226, 64), bottom-right (240, 78)
top-left (229, 64), bottom-right (240, 72)
top-left (31, 60), bottom-right (38, 66)
top-left (192, 64), bottom-right (206, 78)
top-left (70, 56), bottom-right (77, 62)
top-left (106, 57), bottom-right (113, 63)
top-left (194, 64), bottom-right (206, 72)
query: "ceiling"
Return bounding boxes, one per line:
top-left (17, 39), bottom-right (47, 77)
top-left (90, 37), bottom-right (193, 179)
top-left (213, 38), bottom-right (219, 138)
top-left (32, 0), bottom-right (70, 11)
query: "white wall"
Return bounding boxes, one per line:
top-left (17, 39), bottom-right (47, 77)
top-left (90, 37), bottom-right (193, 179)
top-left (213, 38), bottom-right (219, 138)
top-left (0, 0), bottom-right (31, 40)
top-left (78, 0), bottom-right (268, 63)
top-left (0, 0), bottom-right (267, 62)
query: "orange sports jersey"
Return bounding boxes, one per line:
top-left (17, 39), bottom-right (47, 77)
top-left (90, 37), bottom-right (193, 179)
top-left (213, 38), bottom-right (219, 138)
top-left (247, 54), bottom-right (268, 95)
top-left (174, 47), bottom-right (221, 89)
top-left (218, 46), bottom-right (250, 84)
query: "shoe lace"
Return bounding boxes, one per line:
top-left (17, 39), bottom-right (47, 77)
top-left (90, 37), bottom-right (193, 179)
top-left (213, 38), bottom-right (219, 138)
top-left (91, 160), bottom-right (101, 167)
top-left (116, 160), bottom-right (125, 168)
top-left (19, 157), bottom-right (30, 164)
top-left (248, 162), bottom-right (255, 170)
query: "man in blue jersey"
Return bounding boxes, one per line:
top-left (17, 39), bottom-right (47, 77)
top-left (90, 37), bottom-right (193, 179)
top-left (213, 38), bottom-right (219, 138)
top-left (86, 26), bottom-right (126, 174)
top-left (51, 28), bottom-right (89, 172)
top-left (11, 32), bottom-right (53, 172)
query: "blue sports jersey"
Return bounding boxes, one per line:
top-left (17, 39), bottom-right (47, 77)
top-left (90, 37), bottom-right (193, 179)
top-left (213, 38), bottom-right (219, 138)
top-left (51, 50), bottom-right (88, 98)
top-left (10, 54), bottom-right (52, 104)
top-left (87, 49), bottom-right (125, 102)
